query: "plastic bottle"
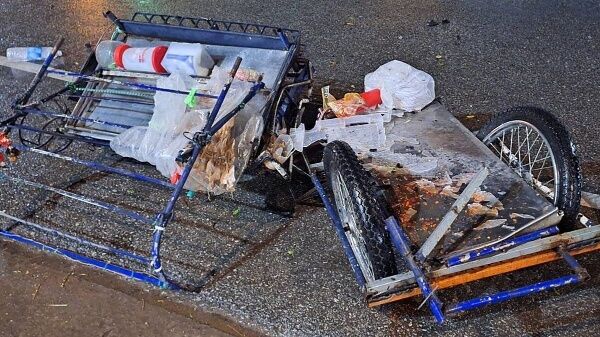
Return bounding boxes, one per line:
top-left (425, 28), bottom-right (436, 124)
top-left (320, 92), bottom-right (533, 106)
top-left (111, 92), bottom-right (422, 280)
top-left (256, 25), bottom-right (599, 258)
top-left (114, 45), bottom-right (168, 73)
top-left (161, 42), bottom-right (214, 76)
top-left (95, 40), bottom-right (125, 68)
top-left (6, 47), bottom-right (62, 61)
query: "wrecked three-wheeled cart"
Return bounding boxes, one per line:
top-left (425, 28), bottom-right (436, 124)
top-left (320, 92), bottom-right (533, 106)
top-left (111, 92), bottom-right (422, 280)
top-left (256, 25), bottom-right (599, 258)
top-left (0, 12), bottom-right (597, 324)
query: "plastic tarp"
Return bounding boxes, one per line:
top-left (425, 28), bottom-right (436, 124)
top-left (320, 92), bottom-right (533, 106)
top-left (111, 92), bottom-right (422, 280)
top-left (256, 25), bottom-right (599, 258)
top-left (110, 68), bottom-right (266, 195)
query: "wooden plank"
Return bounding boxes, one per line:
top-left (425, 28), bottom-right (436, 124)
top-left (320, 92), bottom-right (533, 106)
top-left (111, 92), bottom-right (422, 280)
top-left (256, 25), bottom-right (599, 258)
top-left (0, 56), bottom-right (75, 82)
top-left (367, 242), bottom-right (600, 307)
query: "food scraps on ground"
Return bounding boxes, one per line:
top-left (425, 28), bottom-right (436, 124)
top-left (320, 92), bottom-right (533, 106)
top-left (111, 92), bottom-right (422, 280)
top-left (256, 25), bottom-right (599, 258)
top-left (475, 219), bottom-right (507, 230)
top-left (412, 179), bottom-right (438, 195)
top-left (467, 203), bottom-right (499, 217)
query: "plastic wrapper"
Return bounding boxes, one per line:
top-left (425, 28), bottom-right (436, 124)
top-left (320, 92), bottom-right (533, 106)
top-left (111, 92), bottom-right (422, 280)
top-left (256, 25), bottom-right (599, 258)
top-left (364, 60), bottom-right (435, 112)
top-left (110, 68), bottom-right (265, 195)
top-left (327, 93), bottom-right (368, 118)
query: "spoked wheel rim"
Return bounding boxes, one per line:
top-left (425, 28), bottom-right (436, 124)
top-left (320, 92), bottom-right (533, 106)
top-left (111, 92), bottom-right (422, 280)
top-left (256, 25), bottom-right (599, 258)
top-left (482, 120), bottom-right (560, 204)
top-left (331, 171), bottom-right (376, 282)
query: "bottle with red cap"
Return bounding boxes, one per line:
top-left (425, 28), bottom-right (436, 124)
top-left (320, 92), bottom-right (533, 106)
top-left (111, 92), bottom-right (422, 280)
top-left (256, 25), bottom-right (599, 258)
top-left (114, 44), bottom-right (168, 73)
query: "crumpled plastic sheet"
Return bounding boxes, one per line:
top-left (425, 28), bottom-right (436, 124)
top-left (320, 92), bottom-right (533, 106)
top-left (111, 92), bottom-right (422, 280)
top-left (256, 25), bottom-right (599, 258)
top-left (110, 69), bottom-right (265, 195)
top-left (364, 60), bottom-right (435, 112)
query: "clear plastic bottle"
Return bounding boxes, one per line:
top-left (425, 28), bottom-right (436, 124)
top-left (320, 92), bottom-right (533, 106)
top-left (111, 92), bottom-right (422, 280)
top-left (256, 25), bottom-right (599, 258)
top-left (95, 40), bottom-right (124, 68)
top-left (6, 47), bottom-right (62, 61)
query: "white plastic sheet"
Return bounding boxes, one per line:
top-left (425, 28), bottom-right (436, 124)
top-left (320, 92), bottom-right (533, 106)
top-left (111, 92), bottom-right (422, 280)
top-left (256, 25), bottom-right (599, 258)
top-left (364, 60), bottom-right (435, 112)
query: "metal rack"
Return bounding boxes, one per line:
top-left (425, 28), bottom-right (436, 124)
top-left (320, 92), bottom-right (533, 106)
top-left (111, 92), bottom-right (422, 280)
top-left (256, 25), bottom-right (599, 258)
top-left (0, 11), bottom-right (307, 290)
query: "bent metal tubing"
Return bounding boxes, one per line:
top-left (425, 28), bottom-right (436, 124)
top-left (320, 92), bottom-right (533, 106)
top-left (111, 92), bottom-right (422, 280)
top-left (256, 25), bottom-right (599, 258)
top-left (0, 229), bottom-right (170, 289)
top-left (148, 60), bottom-right (265, 287)
top-left (385, 216), bottom-right (445, 324)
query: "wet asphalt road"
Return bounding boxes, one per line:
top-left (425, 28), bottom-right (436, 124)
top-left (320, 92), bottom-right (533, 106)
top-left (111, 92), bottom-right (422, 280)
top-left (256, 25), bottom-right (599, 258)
top-left (0, 1), bottom-right (599, 336)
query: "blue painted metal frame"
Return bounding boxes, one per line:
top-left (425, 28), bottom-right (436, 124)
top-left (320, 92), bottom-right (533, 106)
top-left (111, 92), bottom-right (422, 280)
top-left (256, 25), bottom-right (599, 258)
top-left (445, 274), bottom-right (582, 316)
top-left (0, 230), bottom-right (170, 289)
top-left (9, 123), bottom-right (111, 147)
top-left (20, 107), bottom-right (136, 130)
top-left (385, 216), bottom-right (445, 323)
top-left (122, 12), bottom-right (299, 51)
top-left (0, 172), bottom-right (155, 225)
top-left (14, 145), bottom-right (175, 190)
top-left (446, 226), bottom-right (560, 267)
top-left (0, 10), bottom-right (293, 291)
top-left (382, 216), bottom-right (586, 322)
top-left (311, 174), bottom-right (366, 288)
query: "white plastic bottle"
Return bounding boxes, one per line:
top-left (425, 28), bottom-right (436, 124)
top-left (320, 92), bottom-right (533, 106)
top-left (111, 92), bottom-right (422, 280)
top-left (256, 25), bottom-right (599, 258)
top-left (161, 42), bottom-right (214, 76)
top-left (114, 45), bottom-right (168, 73)
top-left (6, 47), bottom-right (62, 61)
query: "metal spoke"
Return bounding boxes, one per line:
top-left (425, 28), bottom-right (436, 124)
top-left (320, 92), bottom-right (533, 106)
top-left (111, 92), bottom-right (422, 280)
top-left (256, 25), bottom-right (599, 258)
top-left (500, 130), bottom-right (505, 162)
top-left (483, 120), bottom-right (559, 205)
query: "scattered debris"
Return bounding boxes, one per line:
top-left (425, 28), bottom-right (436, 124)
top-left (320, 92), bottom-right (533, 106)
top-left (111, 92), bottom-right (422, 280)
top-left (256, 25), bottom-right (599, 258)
top-left (433, 173), bottom-right (452, 186)
top-left (400, 207), bottom-right (418, 223)
top-left (60, 270), bottom-right (74, 288)
top-left (413, 179), bottom-right (438, 195)
top-left (186, 190), bottom-right (196, 200)
top-left (231, 207), bottom-right (241, 217)
top-left (32, 283), bottom-right (42, 301)
top-left (467, 203), bottom-right (499, 217)
top-left (440, 185), bottom-right (460, 199)
top-left (472, 190), bottom-right (496, 203)
top-left (452, 173), bottom-right (476, 188)
top-left (475, 219), bottom-right (507, 230)
top-left (501, 224), bottom-right (516, 231)
top-left (510, 212), bottom-right (536, 221)
top-left (582, 191), bottom-right (600, 210)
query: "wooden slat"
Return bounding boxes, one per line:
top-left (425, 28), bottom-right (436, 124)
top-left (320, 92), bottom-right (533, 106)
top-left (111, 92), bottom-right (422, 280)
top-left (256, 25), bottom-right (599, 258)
top-left (0, 56), bottom-right (74, 82)
top-left (368, 242), bottom-right (600, 307)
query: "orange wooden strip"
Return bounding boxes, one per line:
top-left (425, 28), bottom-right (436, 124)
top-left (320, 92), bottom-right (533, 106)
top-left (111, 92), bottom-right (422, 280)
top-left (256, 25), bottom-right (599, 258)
top-left (367, 242), bottom-right (600, 307)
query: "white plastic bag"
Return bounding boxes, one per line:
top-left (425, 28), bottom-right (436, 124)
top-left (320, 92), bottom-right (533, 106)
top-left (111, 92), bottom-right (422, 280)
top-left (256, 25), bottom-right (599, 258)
top-left (364, 60), bottom-right (435, 112)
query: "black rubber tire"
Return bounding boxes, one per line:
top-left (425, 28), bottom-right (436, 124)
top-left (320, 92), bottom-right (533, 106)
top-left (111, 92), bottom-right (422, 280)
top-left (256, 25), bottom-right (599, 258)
top-left (477, 106), bottom-right (582, 230)
top-left (323, 141), bottom-right (397, 280)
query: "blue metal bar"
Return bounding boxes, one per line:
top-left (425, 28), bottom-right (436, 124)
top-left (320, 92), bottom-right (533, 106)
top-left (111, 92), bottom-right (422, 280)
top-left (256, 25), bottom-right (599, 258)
top-left (446, 226), bottom-right (560, 267)
top-left (311, 174), bottom-right (366, 288)
top-left (119, 20), bottom-right (291, 50)
top-left (148, 58), bottom-right (243, 284)
top-left (204, 57), bottom-right (242, 130)
top-left (557, 246), bottom-right (590, 280)
top-left (0, 172), bottom-right (154, 225)
top-left (45, 70), bottom-right (219, 99)
top-left (14, 145), bottom-right (174, 190)
top-left (0, 229), bottom-right (172, 289)
top-left (277, 29), bottom-right (291, 50)
top-left (0, 211), bottom-right (148, 264)
top-left (385, 216), bottom-right (445, 323)
top-left (9, 123), bottom-right (110, 147)
top-left (20, 108), bottom-right (136, 130)
top-left (149, 142), bottom-right (203, 284)
top-left (445, 274), bottom-right (582, 316)
top-left (208, 82), bottom-right (265, 134)
top-left (61, 93), bottom-right (154, 106)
